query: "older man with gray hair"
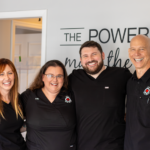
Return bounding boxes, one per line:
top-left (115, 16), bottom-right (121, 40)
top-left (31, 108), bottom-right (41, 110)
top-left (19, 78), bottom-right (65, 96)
top-left (125, 35), bottom-right (150, 150)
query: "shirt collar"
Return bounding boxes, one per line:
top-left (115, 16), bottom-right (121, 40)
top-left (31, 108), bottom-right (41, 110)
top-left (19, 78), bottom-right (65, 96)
top-left (132, 68), bottom-right (150, 83)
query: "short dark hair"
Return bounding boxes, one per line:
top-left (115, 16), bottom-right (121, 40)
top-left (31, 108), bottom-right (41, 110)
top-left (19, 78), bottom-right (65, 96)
top-left (79, 41), bottom-right (103, 57)
top-left (29, 60), bottom-right (68, 91)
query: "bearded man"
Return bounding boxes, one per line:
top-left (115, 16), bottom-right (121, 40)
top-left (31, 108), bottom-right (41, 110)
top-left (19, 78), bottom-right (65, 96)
top-left (69, 41), bottom-right (131, 150)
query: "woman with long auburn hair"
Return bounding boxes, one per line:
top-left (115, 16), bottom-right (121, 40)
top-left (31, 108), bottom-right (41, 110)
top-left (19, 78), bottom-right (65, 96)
top-left (0, 58), bottom-right (25, 150)
top-left (21, 60), bottom-right (76, 150)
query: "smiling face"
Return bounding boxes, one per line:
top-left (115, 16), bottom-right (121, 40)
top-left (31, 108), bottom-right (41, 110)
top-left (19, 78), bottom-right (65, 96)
top-left (80, 47), bottom-right (105, 75)
top-left (42, 66), bottom-right (64, 95)
top-left (129, 35), bottom-right (150, 72)
top-left (0, 65), bottom-right (15, 93)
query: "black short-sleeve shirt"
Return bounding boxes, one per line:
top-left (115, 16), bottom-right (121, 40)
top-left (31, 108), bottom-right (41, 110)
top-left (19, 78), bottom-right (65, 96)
top-left (0, 100), bottom-right (26, 150)
top-left (124, 68), bottom-right (150, 150)
top-left (21, 88), bottom-right (76, 150)
top-left (69, 67), bottom-right (132, 150)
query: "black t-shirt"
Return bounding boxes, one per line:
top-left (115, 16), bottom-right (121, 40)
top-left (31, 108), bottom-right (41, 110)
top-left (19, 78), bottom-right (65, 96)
top-left (69, 67), bottom-right (132, 150)
top-left (21, 88), bottom-right (76, 150)
top-left (124, 68), bottom-right (150, 150)
top-left (0, 100), bottom-right (26, 150)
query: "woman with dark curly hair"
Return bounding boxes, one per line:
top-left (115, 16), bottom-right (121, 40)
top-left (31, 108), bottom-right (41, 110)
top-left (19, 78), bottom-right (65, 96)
top-left (21, 60), bottom-right (76, 150)
top-left (0, 58), bottom-right (26, 150)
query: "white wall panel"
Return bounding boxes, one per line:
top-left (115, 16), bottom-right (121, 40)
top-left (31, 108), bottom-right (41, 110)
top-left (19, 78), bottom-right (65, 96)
top-left (0, 0), bottom-right (150, 74)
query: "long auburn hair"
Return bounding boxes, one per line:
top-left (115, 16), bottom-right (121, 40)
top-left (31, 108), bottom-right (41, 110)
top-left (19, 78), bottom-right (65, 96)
top-left (0, 58), bottom-right (23, 119)
top-left (29, 60), bottom-right (68, 91)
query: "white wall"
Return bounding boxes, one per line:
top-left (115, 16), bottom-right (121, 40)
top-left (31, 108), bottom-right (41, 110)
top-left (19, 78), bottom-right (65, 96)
top-left (0, 20), bottom-right (11, 59)
top-left (1, 0), bottom-right (149, 74)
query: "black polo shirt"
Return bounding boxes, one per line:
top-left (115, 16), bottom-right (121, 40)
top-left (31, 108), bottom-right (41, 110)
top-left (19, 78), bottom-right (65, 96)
top-left (69, 67), bottom-right (131, 150)
top-left (21, 88), bottom-right (76, 150)
top-left (124, 68), bottom-right (150, 150)
top-left (0, 100), bottom-right (26, 150)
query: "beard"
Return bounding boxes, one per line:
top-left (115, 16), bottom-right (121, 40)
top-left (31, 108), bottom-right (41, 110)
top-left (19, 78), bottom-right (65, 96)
top-left (82, 60), bottom-right (104, 75)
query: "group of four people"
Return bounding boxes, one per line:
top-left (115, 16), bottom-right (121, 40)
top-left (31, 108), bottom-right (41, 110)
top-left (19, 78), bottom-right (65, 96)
top-left (0, 34), bottom-right (150, 150)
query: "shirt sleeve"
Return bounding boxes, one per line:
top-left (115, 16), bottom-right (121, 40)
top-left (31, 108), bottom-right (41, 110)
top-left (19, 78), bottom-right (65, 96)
top-left (125, 68), bottom-right (132, 79)
top-left (124, 68), bottom-right (132, 94)
top-left (68, 74), bottom-right (72, 89)
top-left (20, 89), bottom-right (31, 117)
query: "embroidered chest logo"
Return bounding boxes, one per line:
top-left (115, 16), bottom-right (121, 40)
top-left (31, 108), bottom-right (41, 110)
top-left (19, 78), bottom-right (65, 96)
top-left (65, 96), bottom-right (72, 103)
top-left (143, 86), bottom-right (150, 95)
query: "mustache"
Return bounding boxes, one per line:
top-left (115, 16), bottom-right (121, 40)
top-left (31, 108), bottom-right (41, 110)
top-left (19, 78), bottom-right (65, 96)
top-left (85, 60), bottom-right (98, 65)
